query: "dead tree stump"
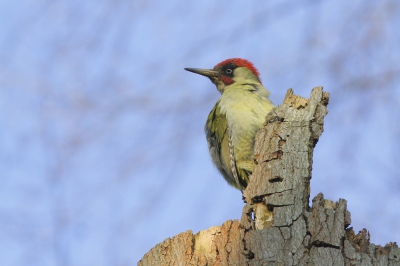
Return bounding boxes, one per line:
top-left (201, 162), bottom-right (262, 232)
top-left (138, 87), bottom-right (400, 266)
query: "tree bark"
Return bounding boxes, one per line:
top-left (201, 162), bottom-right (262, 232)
top-left (138, 87), bottom-right (400, 266)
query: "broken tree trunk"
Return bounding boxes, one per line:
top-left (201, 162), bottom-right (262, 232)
top-left (138, 87), bottom-right (399, 266)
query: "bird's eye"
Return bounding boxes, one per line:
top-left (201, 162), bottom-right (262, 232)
top-left (226, 68), bottom-right (233, 74)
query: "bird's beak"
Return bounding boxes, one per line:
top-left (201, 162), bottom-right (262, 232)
top-left (184, 68), bottom-right (219, 78)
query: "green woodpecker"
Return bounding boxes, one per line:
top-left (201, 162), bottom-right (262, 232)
top-left (185, 58), bottom-right (275, 192)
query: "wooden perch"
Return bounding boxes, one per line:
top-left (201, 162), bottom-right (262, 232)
top-left (138, 87), bottom-right (400, 266)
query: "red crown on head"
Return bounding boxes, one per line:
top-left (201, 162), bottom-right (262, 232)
top-left (214, 58), bottom-right (260, 78)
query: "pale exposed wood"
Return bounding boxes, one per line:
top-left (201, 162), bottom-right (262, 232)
top-left (138, 220), bottom-right (247, 266)
top-left (138, 87), bottom-right (399, 266)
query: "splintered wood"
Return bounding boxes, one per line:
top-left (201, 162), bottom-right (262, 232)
top-left (139, 87), bottom-right (400, 266)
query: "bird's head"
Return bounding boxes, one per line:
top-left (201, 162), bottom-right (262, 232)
top-left (185, 58), bottom-right (262, 93)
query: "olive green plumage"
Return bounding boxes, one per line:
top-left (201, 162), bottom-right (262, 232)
top-left (185, 58), bottom-right (274, 192)
top-left (205, 102), bottom-right (239, 188)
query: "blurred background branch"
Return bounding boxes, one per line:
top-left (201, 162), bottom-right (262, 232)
top-left (0, 0), bottom-right (399, 265)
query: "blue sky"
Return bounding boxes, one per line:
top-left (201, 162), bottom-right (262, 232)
top-left (1, 0), bottom-right (400, 265)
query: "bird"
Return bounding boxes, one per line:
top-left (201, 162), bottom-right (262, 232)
top-left (185, 58), bottom-right (275, 192)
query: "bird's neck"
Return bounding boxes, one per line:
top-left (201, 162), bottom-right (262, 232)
top-left (221, 80), bottom-right (270, 98)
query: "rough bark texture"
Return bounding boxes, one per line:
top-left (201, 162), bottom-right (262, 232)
top-left (138, 87), bottom-right (400, 266)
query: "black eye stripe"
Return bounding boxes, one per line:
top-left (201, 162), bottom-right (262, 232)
top-left (221, 63), bottom-right (237, 77)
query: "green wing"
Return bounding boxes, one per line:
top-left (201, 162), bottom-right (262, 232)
top-left (205, 102), bottom-right (248, 190)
